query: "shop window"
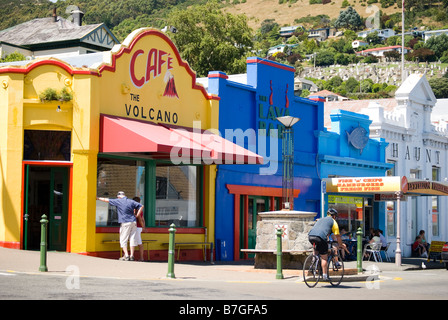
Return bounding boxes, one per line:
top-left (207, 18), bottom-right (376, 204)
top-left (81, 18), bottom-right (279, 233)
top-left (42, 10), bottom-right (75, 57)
top-left (24, 130), bottom-right (71, 161)
top-left (432, 196), bottom-right (439, 237)
top-left (386, 160), bottom-right (396, 176)
top-left (386, 201), bottom-right (396, 237)
top-left (155, 166), bottom-right (200, 227)
top-left (96, 158), bottom-right (145, 227)
top-left (328, 195), bottom-right (363, 237)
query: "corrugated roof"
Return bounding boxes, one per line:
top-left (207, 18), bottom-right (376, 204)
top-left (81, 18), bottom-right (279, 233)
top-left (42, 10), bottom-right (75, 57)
top-left (0, 17), bottom-right (104, 46)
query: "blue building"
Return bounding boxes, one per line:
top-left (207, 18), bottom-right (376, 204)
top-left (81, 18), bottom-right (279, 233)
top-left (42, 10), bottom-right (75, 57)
top-left (317, 109), bottom-right (393, 238)
top-left (202, 58), bottom-right (324, 261)
top-left (201, 58), bottom-right (392, 261)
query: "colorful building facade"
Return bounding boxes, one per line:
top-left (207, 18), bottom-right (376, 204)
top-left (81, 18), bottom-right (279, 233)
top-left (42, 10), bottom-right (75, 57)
top-left (199, 59), bottom-right (324, 261)
top-left (318, 109), bottom-right (392, 239)
top-left (199, 60), bottom-right (393, 261)
top-left (0, 28), bottom-right (260, 260)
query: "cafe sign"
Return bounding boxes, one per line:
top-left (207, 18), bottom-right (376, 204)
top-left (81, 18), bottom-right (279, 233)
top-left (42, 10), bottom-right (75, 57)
top-left (97, 28), bottom-right (217, 129)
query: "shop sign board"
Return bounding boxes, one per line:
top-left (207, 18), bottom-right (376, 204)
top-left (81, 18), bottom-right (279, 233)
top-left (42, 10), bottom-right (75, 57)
top-left (97, 28), bottom-right (217, 129)
top-left (325, 176), bottom-right (448, 197)
top-left (324, 176), bottom-right (402, 194)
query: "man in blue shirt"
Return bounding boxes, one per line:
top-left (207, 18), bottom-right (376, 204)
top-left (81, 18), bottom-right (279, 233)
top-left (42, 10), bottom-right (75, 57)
top-left (97, 191), bottom-right (144, 261)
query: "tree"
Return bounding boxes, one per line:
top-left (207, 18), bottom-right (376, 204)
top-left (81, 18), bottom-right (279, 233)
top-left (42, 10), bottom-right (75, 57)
top-left (0, 52), bottom-right (26, 63)
top-left (334, 6), bottom-right (363, 31)
top-left (345, 77), bottom-right (359, 93)
top-left (425, 34), bottom-right (448, 60)
top-left (315, 49), bottom-right (335, 66)
top-left (167, 1), bottom-right (253, 77)
top-left (429, 77), bottom-right (448, 98)
top-left (407, 48), bottom-right (436, 62)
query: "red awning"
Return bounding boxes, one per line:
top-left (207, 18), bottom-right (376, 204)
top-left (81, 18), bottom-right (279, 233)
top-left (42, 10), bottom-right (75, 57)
top-left (99, 114), bottom-right (263, 165)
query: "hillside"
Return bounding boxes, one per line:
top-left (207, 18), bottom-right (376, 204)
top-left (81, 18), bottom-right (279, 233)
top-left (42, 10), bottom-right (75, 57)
top-left (224, 0), bottom-right (402, 30)
top-left (0, 0), bottom-right (404, 36)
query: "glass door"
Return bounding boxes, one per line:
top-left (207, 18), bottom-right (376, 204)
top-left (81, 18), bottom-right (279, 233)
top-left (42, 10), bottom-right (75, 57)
top-left (23, 166), bottom-right (69, 251)
top-left (241, 196), bottom-right (268, 259)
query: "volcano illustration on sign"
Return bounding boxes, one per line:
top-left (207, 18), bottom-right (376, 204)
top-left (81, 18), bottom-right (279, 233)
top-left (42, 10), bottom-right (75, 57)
top-left (163, 70), bottom-right (179, 98)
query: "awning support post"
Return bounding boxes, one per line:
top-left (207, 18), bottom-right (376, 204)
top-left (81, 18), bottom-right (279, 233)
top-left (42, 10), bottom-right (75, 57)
top-left (395, 191), bottom-right (403, 266)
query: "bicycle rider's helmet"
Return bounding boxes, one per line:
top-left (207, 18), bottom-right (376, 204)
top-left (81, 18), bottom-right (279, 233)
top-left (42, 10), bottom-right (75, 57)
top-left (327, 208), bottom-right (338, 217)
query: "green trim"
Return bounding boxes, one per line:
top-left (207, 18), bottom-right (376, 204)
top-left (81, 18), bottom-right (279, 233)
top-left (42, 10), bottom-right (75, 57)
top-left (145, 160), bottom-right (156, 227)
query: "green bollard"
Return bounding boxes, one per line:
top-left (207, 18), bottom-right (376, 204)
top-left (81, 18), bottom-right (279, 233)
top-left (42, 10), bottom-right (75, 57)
top-left (356, 227), bottom-right (363, 273)
top-left (166, 223), bottom-right (176, 279)
top-left (39, 214), bottom-right (48, 272)
top-left (276, 228), bottom-right (284, 280)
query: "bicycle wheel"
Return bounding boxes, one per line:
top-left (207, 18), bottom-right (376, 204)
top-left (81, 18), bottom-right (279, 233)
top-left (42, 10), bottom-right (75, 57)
top-left (303, 254), bottom-right (321, 288)
top-left (327, 254), bottom-right (344, 286)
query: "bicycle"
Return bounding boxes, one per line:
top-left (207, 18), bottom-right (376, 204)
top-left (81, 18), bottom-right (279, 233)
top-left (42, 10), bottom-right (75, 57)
top-left (302, 242), bottom-right (344, 288)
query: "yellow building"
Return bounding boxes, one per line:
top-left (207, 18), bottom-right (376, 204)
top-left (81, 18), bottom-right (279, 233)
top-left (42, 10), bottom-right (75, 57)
top-left (0, 28), bottom-right (261, 260)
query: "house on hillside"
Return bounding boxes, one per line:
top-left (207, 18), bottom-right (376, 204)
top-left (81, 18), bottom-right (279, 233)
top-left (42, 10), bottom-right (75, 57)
top-left (356, 45), bottom-right (411, 60)
top-left (280, 25), bottom-right (303, 38)
top-left (267, 44), bottom-right (298, 56)
top-left (0, 7), bottom-right (119, 59)
top-left (294, 77), bottom-right (319, 96)
top-left (357, 28), bottom-right (395, 40)
top-left (307, 27), bottom-right (336, 42)
top-left (310, 89), bottom-right (349, 102)
top-left (352, 40), bottom-right (369, 49)
top-left (423, 29), bottom-right (448, 42)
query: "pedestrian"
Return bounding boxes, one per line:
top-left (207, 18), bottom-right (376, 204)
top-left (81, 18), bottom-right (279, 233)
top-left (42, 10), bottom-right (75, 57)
top-left (133, 196), bottom-right (146, 261)
top-left (412, 235), bottom-right (428, 258)
top-left (418, 230), bottom-right (430, 251)
top-left (97, 191), bottom-right (143, 261)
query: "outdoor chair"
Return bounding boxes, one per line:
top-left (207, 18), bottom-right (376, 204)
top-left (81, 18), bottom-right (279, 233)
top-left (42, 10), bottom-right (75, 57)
top-left (363, 243), bottom-right (382, 262)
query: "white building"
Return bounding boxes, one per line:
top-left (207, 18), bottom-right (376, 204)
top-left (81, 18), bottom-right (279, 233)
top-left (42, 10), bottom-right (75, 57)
top-left (352, 40), bottom-right (369, 49)
top-left (326, 74), bottom-right (448, 257)
top-left (357, 28), bottom-right (395, 40)
top-left (356, 45), bottom-right (411, 59)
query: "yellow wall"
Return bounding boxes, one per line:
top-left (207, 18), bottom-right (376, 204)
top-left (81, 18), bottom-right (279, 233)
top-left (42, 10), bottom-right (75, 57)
top-left (0, 28), bottom-right (219, 255)
top-left (0, 73), bottom-right (24, 246)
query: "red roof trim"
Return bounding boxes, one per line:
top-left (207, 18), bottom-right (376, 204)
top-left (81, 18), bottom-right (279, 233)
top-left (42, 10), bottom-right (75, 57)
top-left (357, 45), bottom-right (412, 54)
top-left (0, 59), bottom-right (98, 76)
top-left (246, 57), bottom-right (296, 72)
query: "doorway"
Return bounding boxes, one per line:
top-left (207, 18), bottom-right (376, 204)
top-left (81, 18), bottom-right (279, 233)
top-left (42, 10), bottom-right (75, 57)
top-left (240, 196), bottom-right (272, 259)
top-left (23, 165), bottom-right (70, 251)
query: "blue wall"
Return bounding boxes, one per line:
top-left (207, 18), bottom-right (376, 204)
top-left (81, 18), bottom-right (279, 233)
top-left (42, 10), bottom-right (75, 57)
top-left (317, 109), bottom-right (393, 232)
top-left (208, 58), bottom-right (324, 260)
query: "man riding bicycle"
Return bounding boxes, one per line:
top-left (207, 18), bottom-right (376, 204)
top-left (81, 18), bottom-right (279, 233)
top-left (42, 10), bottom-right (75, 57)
top-left (308, 208), bottom-right (344, 281)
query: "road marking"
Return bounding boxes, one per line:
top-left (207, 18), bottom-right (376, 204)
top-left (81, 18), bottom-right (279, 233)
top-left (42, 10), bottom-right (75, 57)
top-left (393, 277), bottom-right (403, 281)
top-left (226, 281), bottom-right (271, 284)
top-left (0, 272), bottom-right (16, 276)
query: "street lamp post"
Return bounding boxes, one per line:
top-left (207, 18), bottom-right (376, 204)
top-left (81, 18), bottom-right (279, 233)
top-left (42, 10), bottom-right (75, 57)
top-left (276, 116), bottom-right (300, 211)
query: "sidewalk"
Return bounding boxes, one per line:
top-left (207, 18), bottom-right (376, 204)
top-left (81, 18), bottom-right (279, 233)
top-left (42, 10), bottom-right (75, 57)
top-left (0, 247), bottom-right (444, 282)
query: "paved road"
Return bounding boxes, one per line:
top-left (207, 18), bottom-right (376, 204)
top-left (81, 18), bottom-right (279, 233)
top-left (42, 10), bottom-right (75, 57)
top-left (1, 247), bottom-right (447, 306)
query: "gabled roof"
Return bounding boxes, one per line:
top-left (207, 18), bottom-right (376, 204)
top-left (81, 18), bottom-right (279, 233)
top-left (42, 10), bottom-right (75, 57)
top-left (395, 73), bottom-right (437, 105)
top-left (0, 17), bottom-right (119, 49)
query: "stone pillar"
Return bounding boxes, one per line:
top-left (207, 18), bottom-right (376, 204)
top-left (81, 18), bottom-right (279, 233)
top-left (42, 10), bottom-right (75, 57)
top-left (254, 210), bottom-right (317, 269)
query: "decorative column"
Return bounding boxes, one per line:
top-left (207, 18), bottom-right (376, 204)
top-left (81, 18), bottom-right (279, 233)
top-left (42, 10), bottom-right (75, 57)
top-left (276, 116), bottom-right (300, 210)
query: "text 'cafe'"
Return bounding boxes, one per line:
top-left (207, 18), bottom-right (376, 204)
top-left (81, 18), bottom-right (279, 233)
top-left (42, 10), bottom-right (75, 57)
top-left (0, 28), bottom-right (262, 260)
